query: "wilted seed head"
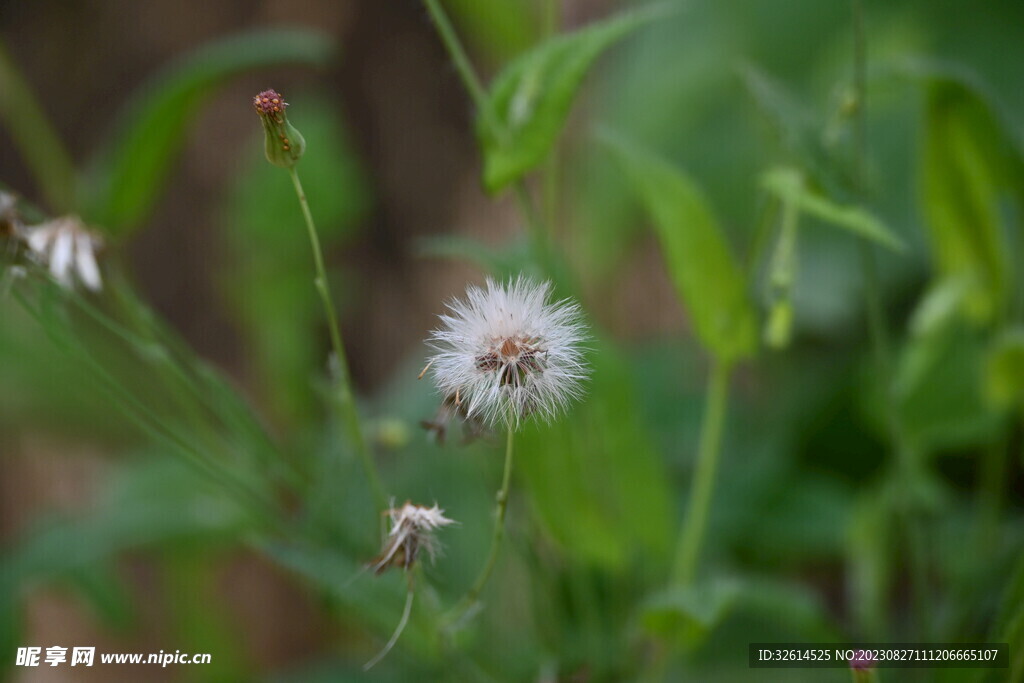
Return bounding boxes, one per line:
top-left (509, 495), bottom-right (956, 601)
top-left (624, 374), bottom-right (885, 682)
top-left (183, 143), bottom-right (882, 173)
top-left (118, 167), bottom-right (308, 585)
top-left (252, 88), bottom-right (305, 168)
top-left (370, 502), bottom-right (456, 575)
top-left (426, 277), bottom-right (589, 428)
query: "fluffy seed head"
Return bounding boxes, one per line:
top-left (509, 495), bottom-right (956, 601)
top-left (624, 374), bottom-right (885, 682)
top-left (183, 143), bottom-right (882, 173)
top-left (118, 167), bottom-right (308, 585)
top-left (426, 277), bottom-right (589, 428)
top-left (370, 502), bottom-right (456, 575)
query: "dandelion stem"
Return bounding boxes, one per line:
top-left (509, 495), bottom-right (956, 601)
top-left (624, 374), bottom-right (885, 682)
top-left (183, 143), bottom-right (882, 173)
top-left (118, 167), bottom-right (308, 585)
top-left (287, 167), bottom-right (386, 512)
top-left (447, 427), bottom-right (516, 623)
top-left (673, 358), bottom-right (731, 585)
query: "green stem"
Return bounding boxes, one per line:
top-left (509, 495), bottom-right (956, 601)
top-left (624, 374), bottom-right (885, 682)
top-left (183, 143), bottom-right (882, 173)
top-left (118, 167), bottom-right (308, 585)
top-left (673, 359), bottom-right (731, 585)
top-left (447, 427), bottom-right (516, 624)
top-left (0, 41), bottom-right (76, 212)
top-left (422, 0), bottom-right (495, 129)
top-left (287, 167), bottom-right (386, 512)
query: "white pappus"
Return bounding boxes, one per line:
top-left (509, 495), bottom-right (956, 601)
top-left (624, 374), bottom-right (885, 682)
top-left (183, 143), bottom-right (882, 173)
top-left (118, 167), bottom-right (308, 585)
top-left (425, 277), bottom-right (589, 428)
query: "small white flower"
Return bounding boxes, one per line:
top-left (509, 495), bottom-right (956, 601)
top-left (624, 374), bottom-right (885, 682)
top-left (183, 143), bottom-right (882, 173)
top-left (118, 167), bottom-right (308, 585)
top-left (24, 216), bottom-right (103, 291)
top-left (426, 277), bottom-right (589, 427)
top-left (370, 501), bottom-right (456, 574)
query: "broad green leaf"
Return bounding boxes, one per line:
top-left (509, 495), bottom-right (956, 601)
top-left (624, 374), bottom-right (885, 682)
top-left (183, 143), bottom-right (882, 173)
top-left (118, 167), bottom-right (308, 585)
top-left (83, 29), bottom-right (334, 234)
top-left (760, 167), bottom-right (905, 251)
top-left (478, 6), bottom-right (664, 193)
top-left (893, 322), bottom-right (1001, 453)
top-left (602, 133), bottom-right (757, 364)
top-left (919, 78), bottom-right (1015, 323)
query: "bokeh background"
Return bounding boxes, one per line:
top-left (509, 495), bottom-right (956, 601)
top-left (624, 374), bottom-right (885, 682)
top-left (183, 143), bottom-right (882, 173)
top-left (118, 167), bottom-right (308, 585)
top-left (2, 0), bottom-right (1023, 680)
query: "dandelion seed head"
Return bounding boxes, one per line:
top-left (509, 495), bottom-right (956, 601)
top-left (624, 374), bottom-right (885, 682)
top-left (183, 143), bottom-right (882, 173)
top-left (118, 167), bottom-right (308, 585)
top-left (370, 501), bottom-right (456, 575)
top-left (426, 277), bottom-right (589, 428)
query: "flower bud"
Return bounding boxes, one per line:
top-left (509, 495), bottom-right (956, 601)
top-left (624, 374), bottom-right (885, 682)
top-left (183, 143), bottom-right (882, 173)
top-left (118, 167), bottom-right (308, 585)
top-left (252, 89), bottom-right (305, 168)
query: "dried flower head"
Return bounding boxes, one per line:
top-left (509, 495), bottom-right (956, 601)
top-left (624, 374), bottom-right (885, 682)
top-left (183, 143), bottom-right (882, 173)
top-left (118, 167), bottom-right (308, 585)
top-left (425, 277), bottom-right (589, 427)
top-left (24, 216), bottom-right (102, 291)
top-left (252, 88), bottom-right (305, 168)
top-left (370, 502), bottom-right (456, 575)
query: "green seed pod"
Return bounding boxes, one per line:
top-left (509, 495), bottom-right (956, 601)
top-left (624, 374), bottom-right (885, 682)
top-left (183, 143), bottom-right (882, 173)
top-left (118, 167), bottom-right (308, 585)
top-left (253, 89), bottom-right (305, 168)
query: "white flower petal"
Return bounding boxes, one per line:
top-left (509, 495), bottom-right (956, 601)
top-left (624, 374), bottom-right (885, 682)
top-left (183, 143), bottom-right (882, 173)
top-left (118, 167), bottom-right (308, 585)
top-left (49, 227), bottom-right (75, 287)
top-left (26, 226), bottom-right (52, 255)
top-left (74, 233), bottom-right (102, 291)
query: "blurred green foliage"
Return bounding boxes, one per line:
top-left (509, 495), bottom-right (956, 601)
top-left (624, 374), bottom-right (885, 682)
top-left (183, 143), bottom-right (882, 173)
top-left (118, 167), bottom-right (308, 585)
top-left (2, 1), bottom-right (1024, 681)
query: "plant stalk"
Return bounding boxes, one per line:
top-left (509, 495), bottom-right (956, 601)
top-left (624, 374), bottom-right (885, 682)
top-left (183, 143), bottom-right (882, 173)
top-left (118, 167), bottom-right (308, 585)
top-left (288, 167), bottom-right (386, 512)
top-left (422, 0), bottom-right (494, 128)
top-left (447, 426), bottom-right (516, 624)
top-left (673, 358), bottom-right (731, 585)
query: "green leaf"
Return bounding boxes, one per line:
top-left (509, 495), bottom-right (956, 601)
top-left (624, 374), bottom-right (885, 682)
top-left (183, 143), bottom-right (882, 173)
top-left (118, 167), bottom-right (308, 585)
top-left (82, 29), bottom-right (334, 234)
top-left (640, 578), bottom-right (742, 648)
top-left (601, 132), bottom-right (757, 364)
top-left (760, 167), bottom-right (905, 251)
top-left (893, 322), bottom-right (1001, 453)
top-left (919, 78), bottom-right (1016, 323)
top-left (478, 6), bottom-right (664, 193)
